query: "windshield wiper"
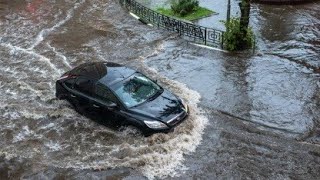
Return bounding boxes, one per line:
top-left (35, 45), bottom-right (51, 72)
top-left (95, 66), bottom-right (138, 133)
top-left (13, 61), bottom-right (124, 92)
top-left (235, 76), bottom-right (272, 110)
top-left (147, 88), bottom-right (163, 102)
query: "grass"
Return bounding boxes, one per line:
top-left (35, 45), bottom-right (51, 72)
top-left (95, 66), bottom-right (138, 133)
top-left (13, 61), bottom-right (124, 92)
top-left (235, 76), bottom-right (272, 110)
top-left (157, 7), bottom-right (215, 21)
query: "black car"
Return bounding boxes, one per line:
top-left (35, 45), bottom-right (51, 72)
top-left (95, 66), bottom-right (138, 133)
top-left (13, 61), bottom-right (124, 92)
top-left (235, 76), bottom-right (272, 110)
top-left (56, 62), bottom-right (188, 135)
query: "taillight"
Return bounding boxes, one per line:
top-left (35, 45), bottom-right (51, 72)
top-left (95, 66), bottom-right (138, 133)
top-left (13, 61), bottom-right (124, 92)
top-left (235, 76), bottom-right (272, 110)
top-left (57, 74), bottom-right (76, 81)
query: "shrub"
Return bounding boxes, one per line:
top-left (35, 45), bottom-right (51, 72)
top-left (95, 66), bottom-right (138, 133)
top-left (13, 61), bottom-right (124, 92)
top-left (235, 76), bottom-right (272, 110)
top-left (171, 0), bottom-right (199, 17)
top-left (223, 17), bottom-right (254, 51)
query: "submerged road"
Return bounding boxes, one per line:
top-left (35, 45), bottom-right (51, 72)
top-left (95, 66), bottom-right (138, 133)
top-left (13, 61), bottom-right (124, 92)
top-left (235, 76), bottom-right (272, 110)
top-left (0, 0), bottom-right (319, 179)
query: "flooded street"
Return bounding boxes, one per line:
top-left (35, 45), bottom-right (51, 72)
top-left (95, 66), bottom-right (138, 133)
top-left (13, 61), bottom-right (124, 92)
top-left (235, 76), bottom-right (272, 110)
top-left (0, 0), bottom-right (320, 179)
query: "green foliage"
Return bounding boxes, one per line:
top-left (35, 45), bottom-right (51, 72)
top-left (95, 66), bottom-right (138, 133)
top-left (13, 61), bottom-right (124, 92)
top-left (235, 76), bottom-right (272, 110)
top-left (171, 0), bottom-right (199, 17)
top-left (157, 7), bottom-right (213, 21)
top-left (223, 17), bottom-right (254, 51)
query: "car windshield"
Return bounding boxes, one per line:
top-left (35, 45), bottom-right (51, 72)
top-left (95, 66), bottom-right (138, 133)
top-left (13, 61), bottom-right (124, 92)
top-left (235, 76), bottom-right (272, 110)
top-left (110, 73), bottom-right (162, 108)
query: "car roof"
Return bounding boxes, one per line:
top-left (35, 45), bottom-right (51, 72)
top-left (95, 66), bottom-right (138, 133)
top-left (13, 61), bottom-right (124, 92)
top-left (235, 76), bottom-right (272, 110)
top-left (72, 62), bottom-right (136, 86)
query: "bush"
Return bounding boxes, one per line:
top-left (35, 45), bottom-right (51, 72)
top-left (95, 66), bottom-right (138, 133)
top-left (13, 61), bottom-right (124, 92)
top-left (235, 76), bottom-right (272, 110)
top-left (171, 0), bottom-right (199, 17)
top-left (223, 17), bottom-right (254, 51)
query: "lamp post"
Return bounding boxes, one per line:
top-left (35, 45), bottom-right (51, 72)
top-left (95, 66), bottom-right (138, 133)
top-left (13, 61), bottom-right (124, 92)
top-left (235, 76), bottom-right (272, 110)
top-left (227, 0), bottom-right (231, 24)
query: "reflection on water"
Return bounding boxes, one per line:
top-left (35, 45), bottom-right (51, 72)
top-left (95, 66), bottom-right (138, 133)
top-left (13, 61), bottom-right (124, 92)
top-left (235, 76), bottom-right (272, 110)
top-left (219, 54), bottom-right (252, 119)
top-left (258, 5), bottom-right (297, 42)
top-left (256, 3), bottom-right (320, 69)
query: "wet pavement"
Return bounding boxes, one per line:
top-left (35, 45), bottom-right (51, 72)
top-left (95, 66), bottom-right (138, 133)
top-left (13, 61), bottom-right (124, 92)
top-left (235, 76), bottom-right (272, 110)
top-left (0, 0), bottom-right (320, 179)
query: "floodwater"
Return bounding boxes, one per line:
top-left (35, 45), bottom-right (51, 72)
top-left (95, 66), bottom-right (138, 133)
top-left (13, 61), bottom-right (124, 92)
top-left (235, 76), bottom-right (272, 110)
top-left (0, 0), bottom-right (319, 179)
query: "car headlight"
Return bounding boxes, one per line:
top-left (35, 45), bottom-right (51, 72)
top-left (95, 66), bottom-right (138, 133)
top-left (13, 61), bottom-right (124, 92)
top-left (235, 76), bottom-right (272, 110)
top-left (144, 120), bottom-right (168, 129)
top-left (181, 99), bottom-right (188, 113)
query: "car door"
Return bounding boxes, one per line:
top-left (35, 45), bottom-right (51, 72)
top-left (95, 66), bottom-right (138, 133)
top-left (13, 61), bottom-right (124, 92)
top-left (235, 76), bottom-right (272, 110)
top-left (69, 76), bottom-right (94, 114)
top-left (91, 83), bottom-right (124, 127)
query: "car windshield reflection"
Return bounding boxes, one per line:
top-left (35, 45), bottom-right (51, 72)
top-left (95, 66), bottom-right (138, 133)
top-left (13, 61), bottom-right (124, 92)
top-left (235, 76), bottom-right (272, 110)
top-left (110, 73), bottom-right (162, 108)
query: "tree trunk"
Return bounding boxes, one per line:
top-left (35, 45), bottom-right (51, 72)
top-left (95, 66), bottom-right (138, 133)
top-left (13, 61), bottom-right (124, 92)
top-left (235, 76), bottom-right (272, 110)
top-left (238, 0), bottom-right (251, 49)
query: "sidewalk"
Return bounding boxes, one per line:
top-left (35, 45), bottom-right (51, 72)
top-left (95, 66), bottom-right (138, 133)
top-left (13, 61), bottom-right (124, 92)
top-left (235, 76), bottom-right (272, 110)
top-left (135, 0), bottom-right (241, 30)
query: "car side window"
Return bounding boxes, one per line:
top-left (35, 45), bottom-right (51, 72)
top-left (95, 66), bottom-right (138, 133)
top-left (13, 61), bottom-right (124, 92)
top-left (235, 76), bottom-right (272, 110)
top-left (95, 83), bottom-right (118, 103)
top-left (74, 77), bottom-right (93, 95)
top-left (64, 78), bottom-right (76, 89)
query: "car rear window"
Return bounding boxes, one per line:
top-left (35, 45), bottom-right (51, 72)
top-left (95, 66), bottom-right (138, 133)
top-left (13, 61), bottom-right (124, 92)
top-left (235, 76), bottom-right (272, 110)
top-left (72, 63), bottom-right (107, 80)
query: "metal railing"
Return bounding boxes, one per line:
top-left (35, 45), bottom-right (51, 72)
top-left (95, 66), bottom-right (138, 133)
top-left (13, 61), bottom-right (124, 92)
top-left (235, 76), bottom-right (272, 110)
top-left (120, 0), bottom-right (225, 49)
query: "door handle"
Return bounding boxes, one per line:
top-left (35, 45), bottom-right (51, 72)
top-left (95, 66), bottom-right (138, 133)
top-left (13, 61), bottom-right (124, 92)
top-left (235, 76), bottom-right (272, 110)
top-left (93, 104), bottom-right (100, 108)
top-left (70, 94), bottom-right (76, 98)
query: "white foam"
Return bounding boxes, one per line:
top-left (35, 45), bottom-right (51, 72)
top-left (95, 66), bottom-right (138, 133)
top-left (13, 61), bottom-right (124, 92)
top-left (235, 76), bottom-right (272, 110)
top-left (13, 126), bottom-right (34, 142)
top-left (20, 109), bottom-right (46, 120)
top-left (5, 88), bottom-right (18, 98)
top-left (18, 81), bottom-right (42, 94)
top-left (45, 141), bottom-right (62, 151)
top-left (39, 123), bottom-right (55, 130)
top-left (2, 111), bottom-right (21, 120)
top-left (1, 43), bottom-right (61, 76)
top-left (136, 65), bottom-right (209, 178)
top-left (46, 42), bottom-right (72, 69)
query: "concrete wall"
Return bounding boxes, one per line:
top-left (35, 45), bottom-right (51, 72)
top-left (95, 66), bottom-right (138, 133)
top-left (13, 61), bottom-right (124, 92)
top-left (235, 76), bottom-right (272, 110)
top-left (252, 0), bottom-right (317, 4)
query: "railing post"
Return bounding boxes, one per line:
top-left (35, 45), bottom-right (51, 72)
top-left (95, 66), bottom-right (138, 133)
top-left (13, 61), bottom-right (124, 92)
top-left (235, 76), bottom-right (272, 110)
top-left (204, 28), bottom-right (207, 45)
top-left (179, 21), bottom-right (182, 36)
top-left (221, 33), bottom-right (224, 49)
top-left (253, 36), bottom-right (256, 54)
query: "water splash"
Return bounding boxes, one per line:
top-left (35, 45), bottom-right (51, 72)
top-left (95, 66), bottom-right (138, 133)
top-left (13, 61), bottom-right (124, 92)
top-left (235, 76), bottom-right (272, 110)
top-left (46, 42), bottom-right (72, 69)
top-left (1, 43), bottom-right (61, 76)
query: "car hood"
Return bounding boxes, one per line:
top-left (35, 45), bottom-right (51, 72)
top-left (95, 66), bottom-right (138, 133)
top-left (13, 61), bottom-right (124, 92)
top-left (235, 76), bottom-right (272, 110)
top-left (129, 89), bottom-right (184, 123)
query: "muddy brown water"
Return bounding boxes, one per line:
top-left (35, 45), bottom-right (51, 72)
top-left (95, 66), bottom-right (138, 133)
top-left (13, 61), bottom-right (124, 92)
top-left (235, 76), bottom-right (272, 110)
top-left (0, 0), bottom-right (319, 179)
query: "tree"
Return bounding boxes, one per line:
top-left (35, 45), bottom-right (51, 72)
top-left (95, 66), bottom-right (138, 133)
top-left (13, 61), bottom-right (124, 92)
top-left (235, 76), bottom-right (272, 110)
top-left (239, 0), bottom-right (251, 49)
top-left (223, 0), bottom-right (254, 51)
top-left (171, 0), bottom-right (199, 16)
